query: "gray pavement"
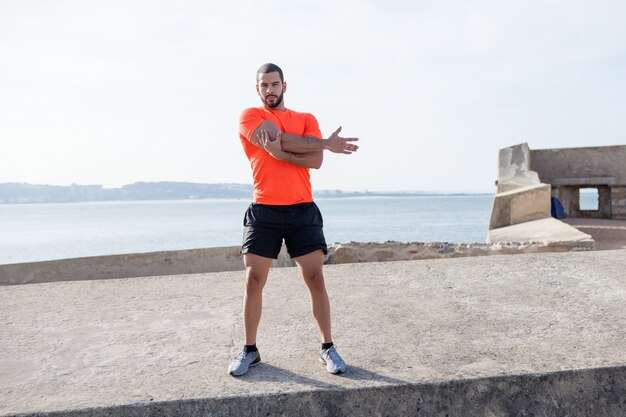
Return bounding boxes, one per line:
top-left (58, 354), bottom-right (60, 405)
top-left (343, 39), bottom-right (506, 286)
top-left (2, 250), bottom-right (626, 416)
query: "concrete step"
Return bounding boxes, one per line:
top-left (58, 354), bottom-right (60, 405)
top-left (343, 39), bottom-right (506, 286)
top-left (487, 217), bottom-right (593, 247)
top-left (2, 250), bottom-right (626, 416)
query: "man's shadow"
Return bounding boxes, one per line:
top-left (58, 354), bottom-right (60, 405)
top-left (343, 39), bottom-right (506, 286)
top-left (235, 362), bottom-right (409, 390)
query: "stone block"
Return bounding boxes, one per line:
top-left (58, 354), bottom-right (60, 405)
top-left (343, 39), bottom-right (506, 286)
top-left (496, 143), bottom-right (541, 193)
top-left (370, 250), bottom-right (395, 262)
top-left (489, 183), bottom-right (551, 230)
top-left (327, 246), bottom-right (358, 264)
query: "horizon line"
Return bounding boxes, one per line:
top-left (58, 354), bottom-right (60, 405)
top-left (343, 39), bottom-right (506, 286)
top-left (0, 180), bottom-right (494, 195)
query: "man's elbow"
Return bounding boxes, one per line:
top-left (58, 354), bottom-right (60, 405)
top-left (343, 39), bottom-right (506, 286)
top-left (312, 154), bottom-right (323, 169)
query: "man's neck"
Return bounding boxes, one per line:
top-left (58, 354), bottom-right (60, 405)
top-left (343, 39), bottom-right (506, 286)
top-left (263, 103), bottom-right (287, 112)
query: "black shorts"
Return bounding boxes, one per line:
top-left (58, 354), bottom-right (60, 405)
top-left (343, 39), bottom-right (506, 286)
top-left (241, 202), bottom-right (328, 259)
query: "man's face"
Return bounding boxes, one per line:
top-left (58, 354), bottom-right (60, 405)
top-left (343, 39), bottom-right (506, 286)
top-left (256, 71), bottom-right (286, 109)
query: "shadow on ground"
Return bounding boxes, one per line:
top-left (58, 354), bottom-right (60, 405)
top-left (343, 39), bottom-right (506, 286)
top-left (234, 362), bottom-right (409, 391)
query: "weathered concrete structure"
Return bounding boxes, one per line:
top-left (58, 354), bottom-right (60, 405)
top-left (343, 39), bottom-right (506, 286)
top-left (530, 145), bottom-right (626, 220)
top-left (489, 183), bottom-right (551, 229)
top-left (489, 143), bottom-right (555, 231)
top-left (487, 143), bottom-right (593, 246)
top-left (495, 142), bottom-right (541, 194)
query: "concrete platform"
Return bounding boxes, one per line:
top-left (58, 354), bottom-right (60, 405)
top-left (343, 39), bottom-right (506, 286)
top-left (487, 217), bottom-right (593, 247)
top-left (2, 250), bottom-right (626, 416)
top-left (564, 218), bottom-right (626, 251)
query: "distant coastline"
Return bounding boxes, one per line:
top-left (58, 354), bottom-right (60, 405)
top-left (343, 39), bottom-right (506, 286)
top-left (0, 182), bottom-right (491, 204)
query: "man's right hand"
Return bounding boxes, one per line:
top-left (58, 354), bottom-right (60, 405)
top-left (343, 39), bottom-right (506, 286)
top-left (325, 126), bottom-right (359, 154)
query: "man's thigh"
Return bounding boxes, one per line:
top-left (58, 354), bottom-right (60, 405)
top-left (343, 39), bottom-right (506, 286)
top-left (243, 253), bottom-right (273, 276)
top-left (294, 249), bottom-right (324, 280)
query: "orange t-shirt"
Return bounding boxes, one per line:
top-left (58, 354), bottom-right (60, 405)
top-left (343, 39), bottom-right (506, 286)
top-left (239, 107), bottom-right (322, 205)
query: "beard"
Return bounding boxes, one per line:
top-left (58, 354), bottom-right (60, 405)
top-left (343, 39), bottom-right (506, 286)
top-left (263, 92), bottom-right (284, 109)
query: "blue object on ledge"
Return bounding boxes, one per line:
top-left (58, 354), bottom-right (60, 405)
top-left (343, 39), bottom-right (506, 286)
top-left (551, 196), bottom-right (567, 219)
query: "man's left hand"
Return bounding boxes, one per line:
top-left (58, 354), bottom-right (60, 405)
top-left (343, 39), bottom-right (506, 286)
top-left (258, 129), bottom-right (283, 157)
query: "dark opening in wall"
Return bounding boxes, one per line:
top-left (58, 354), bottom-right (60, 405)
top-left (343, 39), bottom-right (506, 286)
top-left (580, 187), bottom-right (599, 211)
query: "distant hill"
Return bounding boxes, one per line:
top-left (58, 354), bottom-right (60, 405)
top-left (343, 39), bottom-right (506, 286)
top-left (0, 182), bottom-right (253, 204)
top-left (0, 182), bottom-right (480, 204)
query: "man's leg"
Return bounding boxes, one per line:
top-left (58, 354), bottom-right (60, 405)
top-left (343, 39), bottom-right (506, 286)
top-left (294, 249), bottom-right (346, 374)
top-left (228, 253), bottom-right (272, 376)
top-left (243, 253), bottom-right (273, 345)
top-left (294, 249), bottom-right (332, 343)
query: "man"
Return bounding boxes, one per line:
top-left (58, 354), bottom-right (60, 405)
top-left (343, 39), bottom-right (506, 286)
top-left (228, 63), bottom-right (359, 376)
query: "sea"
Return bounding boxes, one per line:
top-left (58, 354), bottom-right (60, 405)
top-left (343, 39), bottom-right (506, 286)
top-left (0, 193), bottom-right (596, 265)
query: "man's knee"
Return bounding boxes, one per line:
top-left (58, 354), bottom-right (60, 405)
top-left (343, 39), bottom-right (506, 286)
top-left (245, 270), bottom-right (267, 293)
top-left (243, 253), bottom-right (272, 294)
top-left (303, 270), bottom-right (325, 290)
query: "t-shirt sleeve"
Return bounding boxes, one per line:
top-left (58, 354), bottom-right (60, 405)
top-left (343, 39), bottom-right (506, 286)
top-left (304, 113), bottom-right (322, 139)
top-left (239, 108), bottom-right (264, 141)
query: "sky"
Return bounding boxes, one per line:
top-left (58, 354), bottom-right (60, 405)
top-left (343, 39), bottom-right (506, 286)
top-left (1, 0), bottom-right (625, 193)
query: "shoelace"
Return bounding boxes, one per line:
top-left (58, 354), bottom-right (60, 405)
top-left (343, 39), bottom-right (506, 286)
top-left (235, 351), bottom-right (249, 362)
top-left (324, 346), bottom-right (342, 363)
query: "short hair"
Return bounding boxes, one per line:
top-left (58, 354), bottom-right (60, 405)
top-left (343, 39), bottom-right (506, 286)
top-left (256, 63), bottom-right (284, 83)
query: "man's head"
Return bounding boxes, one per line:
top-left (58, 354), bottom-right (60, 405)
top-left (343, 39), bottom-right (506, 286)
top-left (256, 63), bottom-right (286, 110)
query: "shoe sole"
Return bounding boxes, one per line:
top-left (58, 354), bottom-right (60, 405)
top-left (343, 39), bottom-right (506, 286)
top-left (319, 357), bottom-right (345, 374)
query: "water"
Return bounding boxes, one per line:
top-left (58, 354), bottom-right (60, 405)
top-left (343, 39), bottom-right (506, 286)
top-left (1, 195), bottom-right (494, 264)
top-left (316, 195), bottom-right (491, 243)
top-left (579, 188), bottom-right (599, 210)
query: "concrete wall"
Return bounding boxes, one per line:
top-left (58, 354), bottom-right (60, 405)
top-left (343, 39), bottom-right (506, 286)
top-left (530, 145), bottom-right (626, 220)
top-left (490, 143), bottom-right (553, 231)
top-left (530, 145), bottom-right (626, 185)
top-left (1, 240), bottom-right (594, 286)
top-left (612, 186), bottom-right (626, 219)
top-left (492, 143), bottom-right (626, 225)
top-left (0, 247), bottom-right (244, 285)
top-left (17, 366), bottom-right (626, 417)
top-left (489, 183), bottom-right (551, 229)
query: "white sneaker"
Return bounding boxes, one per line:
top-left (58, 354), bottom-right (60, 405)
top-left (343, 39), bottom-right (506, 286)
top-left (319, 345), bottom-right (346, 374)
top-left (228, 350), bottom-right (261, 376)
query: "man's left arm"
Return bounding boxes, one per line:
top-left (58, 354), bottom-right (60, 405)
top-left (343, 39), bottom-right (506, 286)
top-left (252, 121), bottom-right (359, 155)
top-left (258, 130), bottom-right (323, 169)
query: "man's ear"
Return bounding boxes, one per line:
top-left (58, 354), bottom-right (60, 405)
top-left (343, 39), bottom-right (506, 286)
top-left (283, 81), bottom-right (287, 93)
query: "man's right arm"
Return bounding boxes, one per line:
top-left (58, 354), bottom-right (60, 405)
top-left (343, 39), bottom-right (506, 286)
top-left (251, 121), bottom-right (359, 155)
top-left (256, 130), bottom-right (323, 169)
